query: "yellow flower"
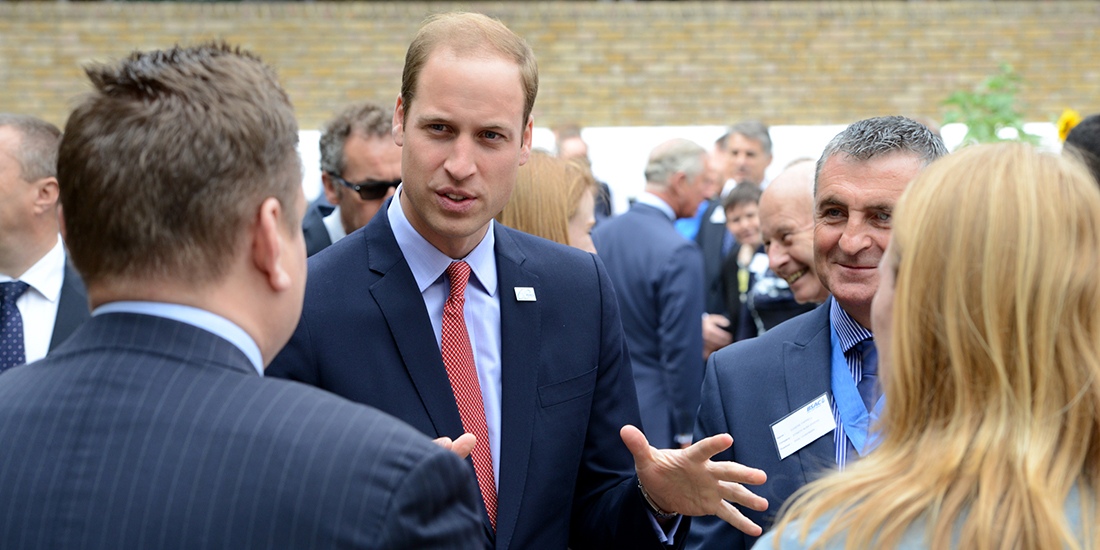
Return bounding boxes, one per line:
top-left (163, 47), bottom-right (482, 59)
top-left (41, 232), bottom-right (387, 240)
top-left (1058, 109), bottom-right (1082, 142)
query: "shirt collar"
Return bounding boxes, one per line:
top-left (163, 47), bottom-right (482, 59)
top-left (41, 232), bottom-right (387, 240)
top-left (0, 235), bottom-right (64, 303)
top-left (636, 192), bottom-right (676, 222)
top-left (92, 301), bottom-right (264, 376)
top-left (387, 186), bottom-right (498, 296)
top-left (323, 204), bottom-right (347, 244)
top-left (829, 296), bottom-right (873, 354)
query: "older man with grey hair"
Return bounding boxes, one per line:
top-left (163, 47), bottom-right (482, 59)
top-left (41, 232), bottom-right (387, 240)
top-left (303, 101), bottom-right (402, 256)
top-left (0, 114), bottom-right (89, 371)
top-left (687, 116), bottom-right (947, 550)
top-left (593, 138), bottom-right (710, 450)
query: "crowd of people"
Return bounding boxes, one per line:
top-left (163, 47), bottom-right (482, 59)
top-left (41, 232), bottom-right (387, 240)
top-left (1, 10), bottom-right (1099, 550)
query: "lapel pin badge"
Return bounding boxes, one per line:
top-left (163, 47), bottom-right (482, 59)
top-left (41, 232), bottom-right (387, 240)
top-left (514, 287), bottom-right (536, 302)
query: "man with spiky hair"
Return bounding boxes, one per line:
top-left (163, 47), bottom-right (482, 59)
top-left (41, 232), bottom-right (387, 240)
top-left (0, 43), bottom-right (482, 550)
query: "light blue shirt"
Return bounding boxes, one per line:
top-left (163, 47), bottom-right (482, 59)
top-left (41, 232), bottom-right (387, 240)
top-left (828, 297), bottom-right (881, 470)
top-left (93, 301), bottom-right (264, 376)
top-left (387, 189), bottom-right (503, 489)
top-left (636, 192), bottom-right (676, 221)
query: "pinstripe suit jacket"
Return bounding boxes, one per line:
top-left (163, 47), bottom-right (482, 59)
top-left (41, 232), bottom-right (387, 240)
top-left (0, 312), bottom-right (482, 550)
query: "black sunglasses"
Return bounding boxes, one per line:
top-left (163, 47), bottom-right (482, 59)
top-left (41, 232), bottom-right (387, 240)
top-left (326, 171), bottom-right (401, 201)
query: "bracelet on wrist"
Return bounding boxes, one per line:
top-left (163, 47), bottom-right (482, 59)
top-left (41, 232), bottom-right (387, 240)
top-left (638, 480), bottom-right (678, 519)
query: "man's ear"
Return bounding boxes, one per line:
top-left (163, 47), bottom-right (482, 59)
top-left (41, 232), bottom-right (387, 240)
top-left (252, 197), bottom-right (292, 292)
top-left (320, 172), bottom-right (342, 205)
top-left (33, 177), bottom-right (60, 215)
top-left (519, 114), bottom-right (534, 166)
top-left (392, 95), bottom-right (406, 147)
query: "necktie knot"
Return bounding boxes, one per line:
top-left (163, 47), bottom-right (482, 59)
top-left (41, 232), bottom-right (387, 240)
top-left (1, 281), bottom-right (29, 304)
top-left (856, 339), bottom-right (877, 376)
top-left (446, 261), bottom-right (471, 302)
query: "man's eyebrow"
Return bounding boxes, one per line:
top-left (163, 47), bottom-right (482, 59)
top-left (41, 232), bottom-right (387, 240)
top-left (816, 196), bottom-right (846, 210)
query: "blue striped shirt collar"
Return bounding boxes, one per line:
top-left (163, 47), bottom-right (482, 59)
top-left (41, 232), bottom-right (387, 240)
top-left (828, 296), bottom-right (873, 353)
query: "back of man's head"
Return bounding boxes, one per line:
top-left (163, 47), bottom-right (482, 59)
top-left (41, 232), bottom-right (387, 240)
top-left (400, 12), bottom-right (538, 126)
top-left (0, 114), bottom-right (61, 183)
top-left (815, 116), bottom-right (947, 193)
top-left (319, 101), bottom-right (391, 177)
top-left (1065, 113), bottom-right (1100, 187)
top-left (59, 43), bottom-right (300, 289)
top-left (644, 138), bottom-right (706, 187)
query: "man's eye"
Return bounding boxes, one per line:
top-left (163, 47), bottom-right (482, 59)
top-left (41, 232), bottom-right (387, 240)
top-left (428, 124), bottom-right (447, 132)
top-left (483, 131), bottom-right (501, 140)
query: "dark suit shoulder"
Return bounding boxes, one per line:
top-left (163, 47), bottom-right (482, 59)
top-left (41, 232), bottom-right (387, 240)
top-left (709, 303), bottom-right (829, 371)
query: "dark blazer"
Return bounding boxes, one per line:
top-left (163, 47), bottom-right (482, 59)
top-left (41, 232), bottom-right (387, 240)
top-left (686, 303), bottom-right (835, 550)
top-left (592, 202), bottom-right (705, 449)
top-left (303, 201), bottom-right (336, 258)
top-left (48, 261), bottom-right (90, 351)
top-left (695, 200), bottom-right (732, 316)
top-left (0, 312), bottom-right (482, 550)
top-left (268, 203), bottom-right (684, 550)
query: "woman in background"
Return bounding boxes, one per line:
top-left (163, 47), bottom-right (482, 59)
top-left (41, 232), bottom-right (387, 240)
top-left (758, 142), bottom-right (1100, 550)
top-left (497, 150), bottom-right (598, 253)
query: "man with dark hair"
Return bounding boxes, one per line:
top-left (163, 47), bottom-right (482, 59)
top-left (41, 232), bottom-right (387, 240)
top-left (0, 43), bottom-right (482, 550)
top-left (1065, 113), bottom-right (1100, 186)
top-left (593, 138), bottom-right (709, 451)
top-left (305, 100), bottom-right (402, 257)
top-left (688, 116), bottom-right (947, 550)
top-left (270, 12), bottom-right (769, 550)
top-left (0, 114), bottom-right (89, 371)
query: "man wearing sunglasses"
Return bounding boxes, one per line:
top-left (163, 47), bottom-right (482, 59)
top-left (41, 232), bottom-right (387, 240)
top-left (304, 101), bottom-right (402, 257)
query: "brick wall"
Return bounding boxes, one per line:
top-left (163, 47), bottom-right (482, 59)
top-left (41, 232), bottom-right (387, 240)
top-left (1, 1), bottom-right (1096, 130)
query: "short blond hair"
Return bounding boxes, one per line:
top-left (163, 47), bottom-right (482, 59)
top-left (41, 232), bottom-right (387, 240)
top-left (401, 12), bottom-right (538, 126)
top-left (496, 151), bottom-right (594, 247)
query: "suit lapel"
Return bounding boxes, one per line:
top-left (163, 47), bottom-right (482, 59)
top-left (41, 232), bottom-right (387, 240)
top-left (492, 226), bottom-right (539, 550)
top-left (50, 261), bottom-right (90, 351)
top-left (781, 304), bottom-right (836, 481)
top-left (364, 208), bottom-right (465, 440)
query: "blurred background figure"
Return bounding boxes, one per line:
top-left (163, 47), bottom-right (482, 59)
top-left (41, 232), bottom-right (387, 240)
top-left (304, 101), bottom-right (401, 257)
top-left (554, 122), bottom-right (613, 222)
top-left (496, 150), bottom-right (597, 254)
top-left (0, 113), bottom-right (89, 371)
top-left (1064, 112), bottom-right (1100, 186)
top-left (593, 138), bottom-right (708, 449)
top-left (760, 142), bottom-right (1100, 550)
top-left (757, 159), bottom-right (830, 307)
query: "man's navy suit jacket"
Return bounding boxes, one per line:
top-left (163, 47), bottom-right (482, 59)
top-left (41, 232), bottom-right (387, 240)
top-left (268, 202), bottom-right (684, 550)
top-left (46, 261), bottom-right (90, 351)
top-left (302, 201), bottom-right (335, 258)
top-left (694, 200), bottom-right (731, 316)
top-left (592, 202), bottom-right (705, 449)
top-left (0, 312), bottom-right (483, 550)
top-left (686, 304), bottom-right (836, 550)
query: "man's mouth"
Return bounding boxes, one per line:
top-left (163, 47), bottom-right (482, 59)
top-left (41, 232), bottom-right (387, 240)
top-left (444, 193), bottom-right (469, 202)
top-left (786, 268), bottom-right (807, 285)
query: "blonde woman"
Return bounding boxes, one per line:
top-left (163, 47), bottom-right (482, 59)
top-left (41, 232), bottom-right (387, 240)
top-left (757, 142), bottom-right (1100, 550)
top-left (496, 150), bottom-right (598, 253)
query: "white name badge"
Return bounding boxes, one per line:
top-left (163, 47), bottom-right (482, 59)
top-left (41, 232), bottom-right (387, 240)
top-left (514, 287), bottom-right (536, 301)
top-left (770, 393), bottom-right (836, 460)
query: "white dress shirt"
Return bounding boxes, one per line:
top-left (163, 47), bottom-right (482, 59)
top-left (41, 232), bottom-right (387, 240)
top-left (387, 189), bottom-right (503, 487)
top-left (323, 205), bottom-right (348, 246)
top-left (0, 236), bottom-right (65, 363)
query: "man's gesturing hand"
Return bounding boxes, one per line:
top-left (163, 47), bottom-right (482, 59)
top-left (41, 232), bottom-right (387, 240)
top-left (620, 425), bottom-right (768, 536)
top-left (432, 433), bottom-right (477, 459)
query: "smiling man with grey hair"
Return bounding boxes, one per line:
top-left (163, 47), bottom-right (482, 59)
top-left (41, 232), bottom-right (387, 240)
top-left (688, 116), bottom-right (946, 550)
top-left (593, 137), bottom-right (710, 450)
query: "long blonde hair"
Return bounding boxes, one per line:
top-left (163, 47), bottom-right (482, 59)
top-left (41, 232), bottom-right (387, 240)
top-left (772, 142), bottom-right (1100, 550)
top-left (497, 150), bottom-right (595, 247)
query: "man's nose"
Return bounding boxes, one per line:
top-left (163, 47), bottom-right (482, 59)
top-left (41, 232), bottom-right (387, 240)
top-left (443, 137), bottom-right (476, 181)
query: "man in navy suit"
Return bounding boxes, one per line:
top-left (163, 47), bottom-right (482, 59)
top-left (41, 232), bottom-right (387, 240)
top-left (0, 114), bottom-right (90, 370)
top-left (686, 117), bottom-right (948, 550)
top-left (0, 43), bottom-right (483, 550)
top-left (268, 12), bottom-right (769, 550)
top-left (592, 138), bottom-right (709, 450)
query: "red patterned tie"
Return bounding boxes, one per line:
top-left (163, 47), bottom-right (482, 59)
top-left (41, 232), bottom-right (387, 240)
top-left (442, 261), bottom-right (497, 529)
